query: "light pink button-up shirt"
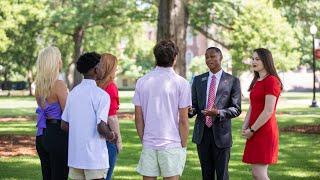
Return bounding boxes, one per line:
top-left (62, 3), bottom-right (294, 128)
top-left (133, 66), bottom-right (191, 150)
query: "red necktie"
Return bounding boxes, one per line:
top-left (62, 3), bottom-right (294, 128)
top-left (205, 75), bottom-right (216, 127)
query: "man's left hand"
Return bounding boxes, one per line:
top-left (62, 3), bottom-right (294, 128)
top-left (202, 105), bottom-right (219, 116)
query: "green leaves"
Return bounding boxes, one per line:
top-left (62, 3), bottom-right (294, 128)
top-left (189, 0), bottom-right (301, 75)
top-left (274, 0), bottom-right (320, 68)
top-left (0, 0), bottom-right (47, 81)
top-left (230, 0), bottom-right (301, 75)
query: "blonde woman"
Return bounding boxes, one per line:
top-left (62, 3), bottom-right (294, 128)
top-left (35, 46), bottom-right (68, 180)
top-left (97, 53), bottom-right (122, 180)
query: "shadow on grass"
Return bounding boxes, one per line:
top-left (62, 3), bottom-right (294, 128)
top-left (0, 119), bottom-right (319, 179)
top-left (232, 121), bottom-right (320, 180)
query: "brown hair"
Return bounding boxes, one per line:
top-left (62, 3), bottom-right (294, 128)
top-left (248, 48), bottom-right (283, 91)
top-left (154, 39), bottom-right (179, 67)
top-left (97, 53), bottom-right (118, 88)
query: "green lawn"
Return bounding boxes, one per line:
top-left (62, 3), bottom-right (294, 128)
top-left (0, 91), bottom-right (134, 117)
top-left (0, 92), bottom-right (319, 179)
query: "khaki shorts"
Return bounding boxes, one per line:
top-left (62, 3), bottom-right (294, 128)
top-left (69, 167), bottom-right (107, 180)
top-left (136, 147), bottom-right (187, 177)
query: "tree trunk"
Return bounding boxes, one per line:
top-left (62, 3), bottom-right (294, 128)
top-left (157, 0), bottom-right (172, 41)
top-left (67, 26), bottom-right (84, 89)
top-left (27, 70), bottom-right (33, 96)
top-left (157, 0), bottom-right (188, 78)
top-left (3, 70), bottom-right (10, 96)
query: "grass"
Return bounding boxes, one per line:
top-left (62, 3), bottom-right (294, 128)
top-left (0, 92), bottom-right (320, 179)
top-left (0, 91), bottom-right (134, 117)
top-left (0, 156), bottom-right (42, 180)
top-left (0, 121), bottom-right (36, 135)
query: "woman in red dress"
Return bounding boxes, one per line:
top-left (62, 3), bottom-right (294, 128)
top-left (242, 48), bottom-right (282, 180)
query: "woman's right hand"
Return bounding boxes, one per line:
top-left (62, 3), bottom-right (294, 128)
top-left (116, 142), bottom-right (122, 153)
top-left (242, 128), bottom-right (254, 139)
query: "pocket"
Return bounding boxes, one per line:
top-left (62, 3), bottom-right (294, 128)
top-left (216, 126), bottom-right (229, 135)
top-left (181, 148), bottom-right (187, 160)
top-left (179, 148), bottom-right (187, 169)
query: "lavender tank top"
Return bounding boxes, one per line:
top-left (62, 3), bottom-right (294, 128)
top-left (35, 101), bottom-right (62, 136)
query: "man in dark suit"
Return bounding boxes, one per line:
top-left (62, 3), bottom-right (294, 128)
top-left (189, 47), bottom-right (241, 180)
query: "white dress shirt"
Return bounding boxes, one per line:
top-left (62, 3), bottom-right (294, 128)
top-left (206, 69), bottom-right (223, 107)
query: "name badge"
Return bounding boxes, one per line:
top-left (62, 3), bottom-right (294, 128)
top-left (201, 77), bottom-right (207, 81)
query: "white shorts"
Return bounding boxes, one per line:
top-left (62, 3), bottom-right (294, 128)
top-left (69, 167), bottom-right (107, 180)
top-left (136, 147), bottom-right (187, 177)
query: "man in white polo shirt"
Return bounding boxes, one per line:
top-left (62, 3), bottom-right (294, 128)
top-left (61, 52), bottom-right (116, 180)
top-left (133, 40), bottom-right (191, 179)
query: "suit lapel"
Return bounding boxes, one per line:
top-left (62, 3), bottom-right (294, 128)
top-left (215, 71), bottom-right (226, 106)
top-left (200, 72), bottom-right (209, 110)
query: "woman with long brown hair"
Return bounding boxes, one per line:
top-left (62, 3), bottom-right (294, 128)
top-left (97, 53), bottom-right (122, 180)
top-left (242, 48), bottom-right (283, 180)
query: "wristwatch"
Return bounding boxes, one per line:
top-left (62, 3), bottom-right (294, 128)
top-left (249, 127), bottom-right (255, 133)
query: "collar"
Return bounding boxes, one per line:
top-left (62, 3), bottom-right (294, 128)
top-left (208, 69), bottom-right (223, 80)
top-left (155, 66), bottom-right (175, 73)
top-left (81, 79), bottom-right (97, 86)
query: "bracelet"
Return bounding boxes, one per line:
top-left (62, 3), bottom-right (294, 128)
top-left (249, 127), bottom-right (255, 133)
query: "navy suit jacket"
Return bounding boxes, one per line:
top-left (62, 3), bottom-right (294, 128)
top-left (190, 71), bottom-right (241, 148)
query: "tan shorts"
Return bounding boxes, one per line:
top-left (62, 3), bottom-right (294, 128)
top-left (136, 147), bottom-right (187, 177)
top-left (69, 167), bottom-right (107, 180)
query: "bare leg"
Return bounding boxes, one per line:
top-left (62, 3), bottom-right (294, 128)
top-left (143, 176), bottom-right (157, 180)
top-left (252, 164), bottom-right (269, 180)
top-left (164, 175), bottom-right (179, 180)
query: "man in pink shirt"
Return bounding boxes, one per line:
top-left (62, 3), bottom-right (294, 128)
top-left (133, 40), bottom-right (191, 180)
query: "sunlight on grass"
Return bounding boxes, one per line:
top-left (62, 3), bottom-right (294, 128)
top-left (0, 92), bottom-right (320, 179)
top-left (0, 156), bottom-right (41, 180)
top-left (0, 121), bottom-right (36, 135)
top-left (0, 96), bottom-right (35, 109)
top-left (1, 91), bottom-right (319, 117)
top-left (285, 170), bottom-right (319, 178)
top-left (0, 108), bottom-right (35, 117)
top-left (0, 119), bottom-right (319, 179)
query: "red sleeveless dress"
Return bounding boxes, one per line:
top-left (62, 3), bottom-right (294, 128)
top-left (242, 75), bottom-right (281, 164)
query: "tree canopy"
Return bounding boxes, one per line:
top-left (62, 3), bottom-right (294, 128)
top-left (0, 0), bottom-right (319, 87)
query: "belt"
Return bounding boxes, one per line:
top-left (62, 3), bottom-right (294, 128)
top-left (46, 119), bottom-right (61, 124)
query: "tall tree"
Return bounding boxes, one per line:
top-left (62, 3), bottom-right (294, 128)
top-left (0, 0), bottom-right (46, 95)
top-left (157, 0), bottom-right (188, 77)
top-left (273, 0), bottom-right (320, 69)
top-left (0, 0), bottom-right (21, 86)
top-left (229, 0), bottom-right (301, 75)
top-left (50, 0), bottom-right (154, 88)
top-left (188, 0), bottom-right (300, 75)
top-left (0, 1), bottom-right (17, 53)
